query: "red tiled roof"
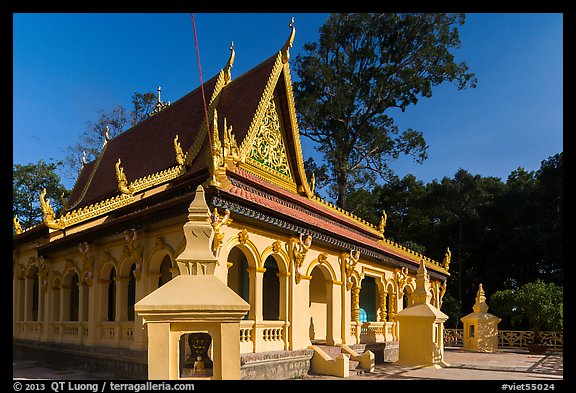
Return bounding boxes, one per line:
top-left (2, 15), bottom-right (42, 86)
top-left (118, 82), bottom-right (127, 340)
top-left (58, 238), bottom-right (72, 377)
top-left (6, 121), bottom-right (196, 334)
top-left (222, 178), bottom-right (421, 267)
top-left (229, 167), bottom-right (379, 239)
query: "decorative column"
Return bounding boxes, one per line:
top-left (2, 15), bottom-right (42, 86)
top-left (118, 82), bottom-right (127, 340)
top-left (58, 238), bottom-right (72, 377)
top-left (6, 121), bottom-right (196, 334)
top-left (395, 259), bottom-right (448, 368)
top-left (461, 283), bottom-right (501, 352)
top-left (135, 186), bottom-right (249, 380)
top-left (351, 284), bottom-right (361, 344)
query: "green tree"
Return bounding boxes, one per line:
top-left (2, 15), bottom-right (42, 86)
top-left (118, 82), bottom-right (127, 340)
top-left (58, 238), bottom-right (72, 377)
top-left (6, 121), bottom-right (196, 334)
top-left (13, 159), bottom-right (70, 231)
top-left (61, 91), bottom-right (158, 181)
top-left (293, 13), bottom-right (477, 208)
top-left (490, 281), bottom-right (563, 342)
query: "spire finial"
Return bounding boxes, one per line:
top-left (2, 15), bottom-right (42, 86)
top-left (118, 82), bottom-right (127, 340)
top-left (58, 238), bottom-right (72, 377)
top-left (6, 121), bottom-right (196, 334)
top-left (157, 86), bottom-right (162, 103)
top-left (281, 17), bottom-right (296, 64)
top-left (224, 41), bottom-right (235, 84)
top-left (81, 150), bottom-right (87, 166)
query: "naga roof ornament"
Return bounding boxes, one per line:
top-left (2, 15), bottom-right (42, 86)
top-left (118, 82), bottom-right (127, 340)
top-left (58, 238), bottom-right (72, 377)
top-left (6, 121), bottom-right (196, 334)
top-left (281, 17), bottom-right (295, 64)
top-left (224, 41), bottom-right (235, 84)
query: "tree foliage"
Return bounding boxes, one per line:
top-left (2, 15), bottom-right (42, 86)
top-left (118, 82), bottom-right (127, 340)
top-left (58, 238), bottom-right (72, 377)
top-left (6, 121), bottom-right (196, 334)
top-left (294, 13), bottom-right (477, 208)
top-left (490, 280), bottom-right (563, 339)
top-left (13, 159), bottom-right (70, 231)
top-left (348, 152), bottom-right (562, 326)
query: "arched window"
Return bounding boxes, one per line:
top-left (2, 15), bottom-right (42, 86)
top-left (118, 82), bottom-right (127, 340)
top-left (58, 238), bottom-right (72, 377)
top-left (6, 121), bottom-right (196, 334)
top-left (68, 273), bottom-right (79, 321)
top-left (52, 279), bottom-right (61, 322)
top-left (31, 271), bottom-right (39, 321)
top-left (262, 256), bottom-right (280, 321)
top-left (127, 263), bottom-right (136, 321)
top-left (227, 248), bottom-right (249, 303)
top-left (107, 269), bottom-right (116, 322)
top-left (158, 255), bottom-right (172, 288)
top-left (359, 276), bottom-right (377, 322)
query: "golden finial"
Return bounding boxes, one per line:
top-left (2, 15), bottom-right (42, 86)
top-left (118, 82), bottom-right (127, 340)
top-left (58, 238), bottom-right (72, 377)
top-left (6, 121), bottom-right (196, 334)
top-left (310, 173), bottom-right (316, 194)
top-left (224, 41), bottom-right (235, 84)
top-left (443, 247), bottom-right (451, 269)
top-left (39, 188), bottom-right (64, 230)
top-left (13, 215), bottom-right (23, 234)
top-left (174, 134), bottom-right (185, 166)
top-left (115, 158), bottom-right (133, 195)
top-left (103, 126), bottom-right (110, 147)
top-left (281, 17), bottom-right (296, 64)
top-left (150, 86), bottom-right (171, 117)
top-left (378, 210), bottom-right (387, 236)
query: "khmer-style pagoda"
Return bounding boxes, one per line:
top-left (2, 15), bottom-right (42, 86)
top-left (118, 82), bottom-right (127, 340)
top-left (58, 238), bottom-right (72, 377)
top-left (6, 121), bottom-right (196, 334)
top-left (13, 19), bottom-right (450, 379)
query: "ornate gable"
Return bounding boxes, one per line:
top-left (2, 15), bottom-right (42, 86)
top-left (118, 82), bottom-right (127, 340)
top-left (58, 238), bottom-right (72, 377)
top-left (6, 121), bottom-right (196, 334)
top-left (245, 93), bottom-right (296, 190)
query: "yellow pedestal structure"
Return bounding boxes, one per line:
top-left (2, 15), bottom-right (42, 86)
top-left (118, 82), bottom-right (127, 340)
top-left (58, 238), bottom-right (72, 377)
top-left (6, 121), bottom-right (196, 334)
top-left (395, 259), bottom-right (448, 368)
top-left (135, 186), bottom-right (249, 380)
top-left (461, 284), bottom-right (501, 352)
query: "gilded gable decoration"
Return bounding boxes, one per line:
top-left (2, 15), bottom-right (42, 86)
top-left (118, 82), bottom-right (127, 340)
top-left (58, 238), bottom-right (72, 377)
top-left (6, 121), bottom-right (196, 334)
top-left (223, 117), bottom-right (243, 167)
top-left (207, 109), bottom-right (225, 187)
top-left (174, 134), bottom-right (185, 167)
top-left (39, 188), bottom-right (65, 230)
top-left (115, 158), bottom-right (134, 195)
top-left (13, 215), bottom-right (23, 234)
top-left (247, 96), bottom-right (293, 180)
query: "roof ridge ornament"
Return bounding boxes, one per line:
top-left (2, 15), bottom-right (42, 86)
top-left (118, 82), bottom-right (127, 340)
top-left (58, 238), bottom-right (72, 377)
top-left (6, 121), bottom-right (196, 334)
top-left (13, 215), bottom-right (23, 234)
top-left (102, 126), bottom-right (110, 148)
top-left (224, 41), bottom-right (235, 84)
top-left (149, 86), bottom-right (171, 117)
top-left (115, 158), bottom-right (134, 195)
top-left (281, 17), bottom-right (295, 64)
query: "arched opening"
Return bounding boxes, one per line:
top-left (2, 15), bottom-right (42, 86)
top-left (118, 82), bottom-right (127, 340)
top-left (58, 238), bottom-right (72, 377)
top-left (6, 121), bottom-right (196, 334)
top-left (52, 279), bottom-right (61, 322)
top-left (107, 269), bottom-right (116, 322)
top-left (18, 275), bottom-right (25, 321)
top-left (402, 285), bottom-right (413, 310)
top-left (308, 265), bottom-right (332, 344)
top-left (80, 281), bottom-right (89, 322)
top-left (26, 267), bottom-right (40, 322)
top-left (262, 256), bottom-right (280, 321)
top-left (359, 276), bottom-right (377, 322)
top-left (227, 247), bottom-right (250, 305)
top-left (67, 273), bottom-right (80, 321)
top-left (127, 263), bottom-right (136, 321)
top-left (158, 255), bottom-right (172, 288)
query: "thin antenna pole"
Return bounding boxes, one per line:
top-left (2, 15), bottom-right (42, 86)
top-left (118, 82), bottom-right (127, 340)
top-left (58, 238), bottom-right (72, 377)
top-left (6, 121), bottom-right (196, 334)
top-left (190, 13), bottom-right (212, 148)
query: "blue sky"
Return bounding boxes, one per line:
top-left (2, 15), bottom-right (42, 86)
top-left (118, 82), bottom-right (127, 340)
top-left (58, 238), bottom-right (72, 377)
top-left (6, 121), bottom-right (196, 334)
top-left (13, 13), bottom-right (563, 192)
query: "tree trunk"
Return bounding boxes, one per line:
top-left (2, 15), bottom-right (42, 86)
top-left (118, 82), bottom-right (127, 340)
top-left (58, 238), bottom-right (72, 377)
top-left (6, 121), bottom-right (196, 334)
top-left (336, 171), bottom-right (348, 208)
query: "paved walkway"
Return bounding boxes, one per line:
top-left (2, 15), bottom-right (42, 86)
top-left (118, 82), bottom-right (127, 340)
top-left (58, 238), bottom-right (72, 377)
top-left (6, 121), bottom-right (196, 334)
top-left (13, 347), bottom-right (563, 381)
top-left (303, 347), bottom-right (564, 381)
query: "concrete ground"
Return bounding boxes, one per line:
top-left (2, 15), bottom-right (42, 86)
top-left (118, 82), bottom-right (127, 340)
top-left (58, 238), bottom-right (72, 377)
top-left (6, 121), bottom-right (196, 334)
top-left (304, 347), bottom-right (564, 381)
top-left (13, 347), bottom-right (563, 381)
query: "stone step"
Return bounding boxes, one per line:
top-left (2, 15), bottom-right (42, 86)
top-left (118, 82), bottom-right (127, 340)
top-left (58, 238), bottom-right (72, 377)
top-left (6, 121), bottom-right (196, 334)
top-left (313, 345), bottom-right (368, 374)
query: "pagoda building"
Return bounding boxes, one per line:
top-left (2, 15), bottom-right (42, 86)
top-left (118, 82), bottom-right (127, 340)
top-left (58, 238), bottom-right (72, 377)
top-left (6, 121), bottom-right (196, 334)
top-left (13, 20), bottom-right (450, 379)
